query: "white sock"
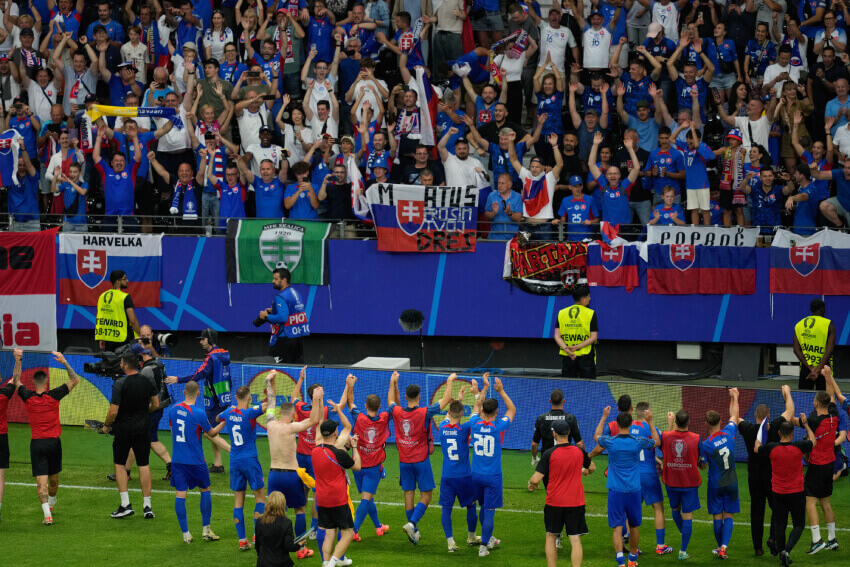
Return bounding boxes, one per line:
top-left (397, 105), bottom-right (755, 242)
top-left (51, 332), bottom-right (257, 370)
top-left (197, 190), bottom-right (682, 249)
top-left (447, 537), bottom-right (456, 546)
top-left (48, 495), bottom-right (56, 508)
top-left (468, 532), bottom-right (476, 540)
top-left (183, 531), bottom-right (192, 537)
top-left (120, 491), bottom-right (130, 507)
top-left (329, 557), bottom-right (340, 567)
top-left (812, 525), bottom-right (821, 543)
top-left (827, 523), bottom-right (836, 541)
top-left (42, 502), bottom-right (51, 517)
top-left (143, 496), bottom-right (151, 508)
top-left (203, 525), bottom-right (210, 534)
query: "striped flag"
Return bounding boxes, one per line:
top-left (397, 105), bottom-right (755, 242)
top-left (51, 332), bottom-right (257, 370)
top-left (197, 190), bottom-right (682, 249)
top-left (0, 129), bottom-right (22, 186)
top-left (410, 66), bottom-right (438, 153)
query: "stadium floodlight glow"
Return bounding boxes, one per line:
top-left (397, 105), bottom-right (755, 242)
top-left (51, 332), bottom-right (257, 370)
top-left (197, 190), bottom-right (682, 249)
top-left (398, 309), bottom-right (426, 370)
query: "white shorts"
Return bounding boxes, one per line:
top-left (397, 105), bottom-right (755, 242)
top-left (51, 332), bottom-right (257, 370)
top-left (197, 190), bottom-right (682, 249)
top-left (687, 188), bottom-right (710, 211)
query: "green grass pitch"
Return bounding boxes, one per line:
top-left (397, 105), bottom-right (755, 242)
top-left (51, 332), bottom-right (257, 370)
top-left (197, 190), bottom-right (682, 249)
top-left (1, 423), bottom-right (849, 566)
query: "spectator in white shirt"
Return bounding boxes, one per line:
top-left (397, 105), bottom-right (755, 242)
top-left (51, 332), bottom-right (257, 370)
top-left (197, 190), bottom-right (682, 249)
top-left (438, 128), bottom-right (489, 188)
top-left (121, 25), bottom-right (149, 84)
top-left (762, 45), bottom-right (800, 97)
top-left (538, 7), bottom-right (579, 76)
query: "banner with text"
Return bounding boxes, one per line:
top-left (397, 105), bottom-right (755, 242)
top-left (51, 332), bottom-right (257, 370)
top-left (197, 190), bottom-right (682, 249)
top-left (58, 234), bottom-right (163, 307)
top-left (365, 183), bottom-right (478, 252)
top-left (225, 219), bottom-right (331, 285)
top-left (503, 237), bottom-right (588, 295)
top-left (646, 225), bottom-right (759, 247)
top-left (0, 228), bottom-right (58, 351)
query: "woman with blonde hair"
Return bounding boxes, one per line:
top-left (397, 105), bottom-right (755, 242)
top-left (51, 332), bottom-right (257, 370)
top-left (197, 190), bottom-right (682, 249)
top-left (255, 491), bottom-right (303, 566)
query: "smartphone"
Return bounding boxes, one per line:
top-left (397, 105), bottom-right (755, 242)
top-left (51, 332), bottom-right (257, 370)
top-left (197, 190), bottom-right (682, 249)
top-left (261, 94), bottom-right (276, 101)
top-left (248, 71), bottom-right (260, 78)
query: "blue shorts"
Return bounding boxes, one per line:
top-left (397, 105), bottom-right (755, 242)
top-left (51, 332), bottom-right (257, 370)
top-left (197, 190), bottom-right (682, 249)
top-left (268, 469), bottom-right (307, 510)
top-left (206, 405), bottom-right (226, 428)
top-left (230, 458), bottom-right (265, 492)
top-left (706, 482), bottom-right (740, 515)
top-left (473, 473), bottom-right (503, 509)
top-left (607, 490), bottom-right (642, 528)
top-left (439, 476), bottom-right (477, 508)
top-left (296, 452), bottom-right (315, 478)
top-left (640, 472), bottom-right (664, 505)
top-left (666, 486), bottom-right (701, 513)
top-left (399, 459), bottom-right (435, 492)
top-left (354, 464), bottom-right (383, 495)
top-left (149, 409), bottom-right (164, 443)
top-left (171, 463), bottom-right (211, 492)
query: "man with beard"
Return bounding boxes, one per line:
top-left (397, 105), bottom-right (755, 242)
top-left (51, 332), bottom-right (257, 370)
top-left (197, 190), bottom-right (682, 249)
top-left (95, 270), bottom-right (142, 352)
top-left (257, 267), bottom-right (310, 363)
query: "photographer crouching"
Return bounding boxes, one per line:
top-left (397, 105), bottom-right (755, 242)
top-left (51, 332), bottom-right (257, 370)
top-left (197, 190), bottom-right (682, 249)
top-left (100, 351), bottom-right (160, 519)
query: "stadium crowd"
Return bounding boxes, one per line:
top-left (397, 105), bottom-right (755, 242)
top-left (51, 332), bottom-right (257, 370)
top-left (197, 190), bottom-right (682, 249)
top-left (2, 0), bottom-right (850, 239)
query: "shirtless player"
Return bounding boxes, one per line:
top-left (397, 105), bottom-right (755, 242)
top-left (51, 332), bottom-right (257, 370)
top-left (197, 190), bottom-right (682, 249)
top-left (265, 372), bottom-right (325, 559)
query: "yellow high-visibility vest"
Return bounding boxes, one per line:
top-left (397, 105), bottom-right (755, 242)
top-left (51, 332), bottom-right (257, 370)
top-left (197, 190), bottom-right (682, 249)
top-left (557, 304), bottom-right (595, 358)
top-left (795, 315), bottom-right (831, 368)
top-left (94, 289), bottom-right (133, 343)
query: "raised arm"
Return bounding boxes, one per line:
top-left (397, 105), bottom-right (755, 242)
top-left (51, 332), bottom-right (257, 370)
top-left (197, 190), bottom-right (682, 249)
top-left (593, 405), bottom-right (612, 442)
top-left (52, 351), bottom-right (80, 392)
top-left (436, 373), bottom-right (456, 410)
top-left (728, 387), bottom-right (741, 424)
top-left (387, 370), bottom-right (400, 406)
top-left (493, 377), bottom-right (516, 422)
top-left (588, 131), bottom-right (604, 179)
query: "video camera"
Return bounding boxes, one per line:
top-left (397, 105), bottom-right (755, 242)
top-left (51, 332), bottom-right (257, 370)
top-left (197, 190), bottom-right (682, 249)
top-left (83, 343), bottom-right (135, 379)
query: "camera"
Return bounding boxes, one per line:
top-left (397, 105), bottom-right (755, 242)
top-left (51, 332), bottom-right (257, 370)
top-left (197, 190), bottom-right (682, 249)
top-left (141, 332), bottom-right (177, 348)
top-left (84, 343), bottom-right (135, 379)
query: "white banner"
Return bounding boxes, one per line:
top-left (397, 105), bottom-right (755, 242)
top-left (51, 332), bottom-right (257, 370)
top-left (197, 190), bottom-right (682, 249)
top-left (771, 228), bottom-right (850, 248)
top-left (646, 225), bottom-right (759, 247)
top-left (0, 295), bottom-right (57, 351)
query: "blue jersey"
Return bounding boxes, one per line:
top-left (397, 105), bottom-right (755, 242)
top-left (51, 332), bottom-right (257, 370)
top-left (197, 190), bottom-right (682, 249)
top-left (709, 199), bottom-right (723, 225)
top-left (700, 422), bottom-right (738, 487)
top-left (751, 182), bottom-right (784, 233)
top-left (800, 151), bottom-right (830, 196)
top-left (596, 175), bottom-right (633, 226)
top-left (651, 203), bottom-right (685, 225)
top-left (267, 286), bottom-right (310, 341)
top-left (489, 141), bottom-right (526, 184)
top-left (219, 61), bottom-right (249, 85)
top-left (598, 0), bottom-right (626, 42)
top-left (169, 402), bottom-right (212, 465)
top-left (177, 348), bottom-right (232, 408)
top-left (675, 77), bottom-right (709, 121)
top-left (8, 173), bottom-right (39, 222)
top-left (392, 28), bottom-right (424, 68)
top-left (675, 140), bottom-right (715, 190)
top-left (474, 96), bottom-right (496, 126)
top-left (438, 419), bottom-right (472, 478)
top-left (284, 182), bottom-right (319, 219)
top-left (217, 181), bottom-right (246, 228)
top-left (597, 434), bottom-right (656, 493)
top-left (219, 405), bottom-right (264, 462)
top-left (9, 115), bottom-right (37, 157)
top-left (435, 111), bottom-right (465, 156)
top-left (622, 75), bottom-right (654, 117)
top-left (630, 421), bottom-right (661, 474)
top-left (536, 90), bottom-right (565, 136)
top-left (581, 88), bottom-right (614, 117)
top-left (744, 40), bottom-right (776, 77)
top-left (112, 131), bottom-right (156, 179)
top-left (644, 148), bottom-right (684, 194)
top-left (793, 183), bottom-right (828, 236)
top-left (469, 414), bottom-right (511, 476)
top-left (95, 158), bottom-right (140, 215)
top-left (59, 181), bottom-right (88, 224)
top-left (558, 195), bottom-right (598, 240)
top-left (253, 178), bottom-right (285, 218)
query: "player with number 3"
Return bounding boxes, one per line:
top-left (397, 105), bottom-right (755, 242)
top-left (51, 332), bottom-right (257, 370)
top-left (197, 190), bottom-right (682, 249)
top-left (469, 375), bottom-right (516, 557)
top-left (698, 388), bottom-right (742, 560)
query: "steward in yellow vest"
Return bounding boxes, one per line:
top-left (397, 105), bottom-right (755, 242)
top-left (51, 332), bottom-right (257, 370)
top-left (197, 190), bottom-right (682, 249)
top-left (95, 270), bottom-right (141, 351)
top-left (793, 299), bottom-right (835, 391)
top-left (554, 284), bottom-right (598, 379)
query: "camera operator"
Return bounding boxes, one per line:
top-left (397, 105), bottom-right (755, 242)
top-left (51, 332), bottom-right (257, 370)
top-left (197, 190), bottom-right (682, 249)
top-left (108, 343), bottom-right (174, 483)
top-left (95, 270), bottom-right (142, 352)
top-left (101, 351), bottom-right (159, 519)
top-left (139, 325), bottom-right (171, 358)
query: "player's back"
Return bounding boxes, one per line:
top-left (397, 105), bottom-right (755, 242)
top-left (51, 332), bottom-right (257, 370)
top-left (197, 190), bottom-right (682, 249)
top-left (630, 421), bottom-right (659, 474)
top-left (223, 405), bottom-right (263, 462)
top-left (169, 402), bottom-right (208, 465)
top-left (701, 422), bottom-right (738, 487)
top-left (470, 414), bottom-right (511, 476)
top-left (438, 419), bottom-right (472, 478)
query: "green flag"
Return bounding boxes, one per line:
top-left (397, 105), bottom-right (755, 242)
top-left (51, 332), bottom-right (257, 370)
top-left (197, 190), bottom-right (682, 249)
top-left (225, 219), bottom-right (331, 284)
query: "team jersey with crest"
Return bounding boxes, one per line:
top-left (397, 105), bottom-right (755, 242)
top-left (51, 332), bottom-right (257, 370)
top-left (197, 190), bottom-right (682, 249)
top-left (700, 421), bottom-right (738, 487)
top-left (438, 419), bottom-right (472, 478)
top-left (469, 413), bottom-right (511, 476)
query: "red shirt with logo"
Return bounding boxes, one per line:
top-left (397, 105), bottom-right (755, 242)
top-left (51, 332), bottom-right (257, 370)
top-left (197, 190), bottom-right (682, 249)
top-left (294, 400), bottom-right (328, 456)
top-left (536, 444), bottom-right (592, 507)
top-left (661, 429), bottom-right (702, 488)
top-left (311, 443), bottom-right (355, 507)
top-left (18, 384), bottom-right (69, 439)
top-left (351, 408), bottom-right (390, 469)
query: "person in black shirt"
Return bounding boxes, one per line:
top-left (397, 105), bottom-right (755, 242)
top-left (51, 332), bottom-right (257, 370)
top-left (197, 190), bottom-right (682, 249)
top-left (255, 491), bottom-right (303, 567)
top-left (736, 384), bottom-right (796, 556)
top-left (319, 164), bottom-right (355, 222)
top-left (476, 103), bottom-right (524, 146)
top-left (531, 388), bottom-right (583, 467)
top-left (102, 352), bottom-right (159, 520)
top-left (554, 132), bottom-right (585, 217)
top-left (396, 144), bottom-right (446, 185)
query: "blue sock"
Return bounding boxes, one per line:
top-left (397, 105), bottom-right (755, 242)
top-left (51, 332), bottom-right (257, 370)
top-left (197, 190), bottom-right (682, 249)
top-left (234, 507), bottom-right (246, 540)
top-left (317, 528), bottom-right (326, 560)
top-left (721, 518), bottom-right (733, 548)
top-left (200, 491), bottom-right (212, 527)
top-left (682, 519), bottom-right (693, 552)
top-left (311, 516), bottom-right (319, 531)
top-left (354, 499), bottom-right (370, 532)
top-left (481, 508), bottom-right (494, 545)
top-left (628, 552), bottom-right (638, 563)
top-left (175, 497), bottom-right (189, 533)
top-left (441, 505), bottom-right (453, 538)
top-left (295, 513), bottom-right (306, 537)
top-left (254, 503), bottom-right (264, 531)
top-left (672, 509), bottom-right (683, 532)
top-left (713, 519), bottom-right (723, 547)
top-left (656, 528), bottom-right (665, 546)
top-left (405, 508), bottom-right (413, 522)
top-left (616, 551), bottom-right (626, 566)
top-left (368, 500), bottom-right (381, 528)
top-left (410, 502), bottom-right (427, 525)
top-left (466, 505), bottom-right (478, 533)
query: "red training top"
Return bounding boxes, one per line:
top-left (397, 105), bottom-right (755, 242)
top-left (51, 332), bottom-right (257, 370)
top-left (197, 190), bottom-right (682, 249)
top-left (662, 430), bottom-right (702, 488)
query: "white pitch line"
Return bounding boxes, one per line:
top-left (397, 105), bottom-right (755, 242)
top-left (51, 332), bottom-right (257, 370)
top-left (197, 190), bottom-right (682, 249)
top-left (7, 482), bottom-right (850, 532)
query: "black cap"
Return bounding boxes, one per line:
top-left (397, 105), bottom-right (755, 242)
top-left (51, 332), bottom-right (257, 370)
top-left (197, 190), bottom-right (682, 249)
top-left (92, 24), bottom-right (108, 35)
top-left (319, 419), bottom-right (339, 436)
top-left (19, 27), bottom-right (34, 37)
top-left (203, 58), bottom-right (220, 68)
top-left (552, 420), bottom-right (570, 436)
top-left (197, 328), bottom-right (218, 343)
top-left (259, 125), bottom-right (273, 133)
top-left (84, 93), bottom-right (98, 104)
top-left (130, 343), bottom-right (151, 356)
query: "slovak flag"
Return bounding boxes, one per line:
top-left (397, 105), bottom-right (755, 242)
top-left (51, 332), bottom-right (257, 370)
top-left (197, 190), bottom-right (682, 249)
top-left (0, 129), bottom-right (23, 186)
top-left (521, 172), bottom-right (551, 218)
top-left (770, 228), bottom-right (850, 295)
top-left (586, 241), bottom-right (641, 292)
top-left (410, 66), bottom-right (438, 153)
